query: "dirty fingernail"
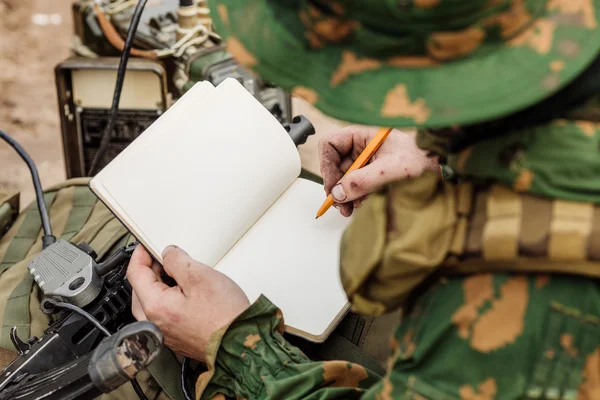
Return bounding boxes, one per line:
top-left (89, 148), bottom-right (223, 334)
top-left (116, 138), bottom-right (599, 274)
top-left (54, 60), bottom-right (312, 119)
top-left (162, 245), bottom-right (178, 258)
top-left (331, 184), bottom-right (347, 201)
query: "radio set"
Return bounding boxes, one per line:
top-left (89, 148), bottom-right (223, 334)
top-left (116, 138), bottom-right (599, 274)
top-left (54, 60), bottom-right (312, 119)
top-left (57, 0), bottom-right (293, 177)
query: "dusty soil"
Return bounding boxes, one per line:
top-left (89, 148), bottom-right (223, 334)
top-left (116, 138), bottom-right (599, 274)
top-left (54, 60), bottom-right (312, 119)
top-left (0, 0), bottom-right (347, 209)
top-left (0, 0), bottom-right (73, 207)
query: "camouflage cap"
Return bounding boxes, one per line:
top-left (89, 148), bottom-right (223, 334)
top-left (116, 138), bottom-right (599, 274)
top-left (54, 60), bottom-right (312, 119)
top-left (208, 0), bottom-right (600, 128)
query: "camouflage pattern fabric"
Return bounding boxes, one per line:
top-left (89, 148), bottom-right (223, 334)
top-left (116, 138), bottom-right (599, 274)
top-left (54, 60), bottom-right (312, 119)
top-left (196, 276), bottom-right (600, 400)
top-left (207, 0), bottom-right (600, 128)
top-left (446, 119), bottom-right (600, 203)
top-left (193, 120), bottom-right (600, 398)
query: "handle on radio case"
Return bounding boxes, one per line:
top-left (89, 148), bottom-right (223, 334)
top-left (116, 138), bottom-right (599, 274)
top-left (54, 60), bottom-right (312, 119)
top-left (285, 115), bottom-right (316, 147)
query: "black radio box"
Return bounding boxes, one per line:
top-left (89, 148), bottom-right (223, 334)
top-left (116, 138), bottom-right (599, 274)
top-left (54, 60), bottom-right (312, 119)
top-left (55, 57), bottom-right (169, 178)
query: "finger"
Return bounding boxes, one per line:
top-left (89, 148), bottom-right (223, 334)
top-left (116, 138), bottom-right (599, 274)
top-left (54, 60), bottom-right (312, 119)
top-left (318, 126), bottom-right (378, 194)
top-left (332, 159), bottom-right (394, 203)
top-left (151, 261), bottom-right (164, 278)
top-left (130, 245), bottom-right (153, 269)
top-left (161, 245), bottom-right (205, 293)
top-left (318, 136), bottom-right (344, 195)
top-left (127, 246), bottom-right (170, 308)
top-left (131, 290), bottom-right (147, 321)
top-left (339, 157), bottom-right (354, 175)
top-left (353, 195), bottom-right (368, 209)
top-left (334, 202), bottom-right (354, 217)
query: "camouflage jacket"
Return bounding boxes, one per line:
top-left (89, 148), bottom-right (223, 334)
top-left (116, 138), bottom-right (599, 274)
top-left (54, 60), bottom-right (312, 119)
top-left (195, 118), bottom-right (600, 400)
top-left (196, 274), bottom-right (599, 400)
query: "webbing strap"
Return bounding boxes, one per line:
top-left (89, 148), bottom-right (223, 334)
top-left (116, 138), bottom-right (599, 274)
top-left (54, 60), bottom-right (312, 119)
top-left (146, 348), bottom-right (185, 400)
top-left (60, 186), bottom-right (98, 242)
top-left (548, 200), bottom-right (593, 261)
top-left (449, 183), bottom-right (473, 255)
top-left (482, 185), bottom-right (521, 260)
top-left (1, 187), bottom-right (96, 348)
top-left (0, 192), bottom-right (57, 273)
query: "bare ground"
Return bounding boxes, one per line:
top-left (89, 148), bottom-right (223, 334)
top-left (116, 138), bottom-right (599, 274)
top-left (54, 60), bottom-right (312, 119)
top-left (0, 0), bottom-right (76, 207)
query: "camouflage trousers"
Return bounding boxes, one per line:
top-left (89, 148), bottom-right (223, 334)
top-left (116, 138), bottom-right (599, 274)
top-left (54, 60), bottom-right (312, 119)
top-left (199, 272), bottom-right (600, 400)
top-left (371, 273), bottom-right (600, 400)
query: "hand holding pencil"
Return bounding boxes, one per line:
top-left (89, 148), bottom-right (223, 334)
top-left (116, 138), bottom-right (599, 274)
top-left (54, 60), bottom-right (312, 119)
top-left (317, 126), bottom-right (441, 218)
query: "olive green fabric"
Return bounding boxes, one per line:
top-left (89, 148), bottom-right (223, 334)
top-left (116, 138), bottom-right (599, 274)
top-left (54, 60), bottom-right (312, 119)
top-left (197, 277), bottom-right (600, 400)
top-left (0, 192), bottom-right (18, 238)
top-left (194, 113), bottom-right (600, 398)
top-left (447, 118), bottom-right (600, 203)
top-left (0, 191), bottom-right (57, 348)
top-left (0, 185), bottom-right (99, 349)
top-left (0, 179), bottom-right (172, 400)
top-left (415, 52), bottom-right (600, 155)
top-left (339, 170), bottom-right (457, 316)
top-left (208, 0), bottom-right (600, 128)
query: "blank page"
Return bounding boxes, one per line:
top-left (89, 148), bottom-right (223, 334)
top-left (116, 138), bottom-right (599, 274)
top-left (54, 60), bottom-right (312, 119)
top-left (215, 178), bottom-right (351, 341)
top-left (91, 78), bottom-right (301, 266)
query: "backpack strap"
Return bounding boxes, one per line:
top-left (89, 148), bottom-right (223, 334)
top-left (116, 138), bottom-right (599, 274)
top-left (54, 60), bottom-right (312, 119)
top-left (548, 200), bottom-right (594, 261)
top-left (60, 186), bottom-right (99, 242)
top-left (444, 183), bottom-right (600, 277)
top-left (482, 185), bottom-right (522, 260)
top-left (146, 349), bottom-right (186, 400)
top-left (0, 192), bottom-right (57, 275)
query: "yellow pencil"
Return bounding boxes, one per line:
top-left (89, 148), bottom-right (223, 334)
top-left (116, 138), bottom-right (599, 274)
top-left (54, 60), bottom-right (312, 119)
top-left (316, 127), bottom-right (393, 219)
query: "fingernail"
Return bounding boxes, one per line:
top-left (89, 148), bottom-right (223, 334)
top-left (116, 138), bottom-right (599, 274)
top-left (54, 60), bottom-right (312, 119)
top-left (331, 184), bottom-right (347, 201)
top-left (333, 204), bottom-right (341, 210)
top-left (162, 245), bottom-right (178, 258)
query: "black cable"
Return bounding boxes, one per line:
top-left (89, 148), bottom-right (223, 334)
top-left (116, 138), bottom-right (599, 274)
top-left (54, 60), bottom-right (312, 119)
top-left (0, 129), bottom-right (55, 248)
top-left (44, 299), bottom-right (150, 400)
top-left (87, 0), bottom-right (149, 176)
top-left (131, 378), bottom-right (149, 400)
top-left (44, 299), bottom-right (111, 337)
top-left (181, 357), bottom-right (194, 400)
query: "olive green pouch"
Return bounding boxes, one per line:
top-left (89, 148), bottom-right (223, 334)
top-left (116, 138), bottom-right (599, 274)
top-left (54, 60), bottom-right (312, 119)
top-left (339, 171), bottom-right (458, 316)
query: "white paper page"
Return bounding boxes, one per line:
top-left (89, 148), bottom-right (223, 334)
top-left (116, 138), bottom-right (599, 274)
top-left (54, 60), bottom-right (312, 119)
top-left (215, 178), bottom-right (351, 340)
top-left (92, 78), bottom-right (301, 266)
top-left (91, 82), bottom-right (217, 261)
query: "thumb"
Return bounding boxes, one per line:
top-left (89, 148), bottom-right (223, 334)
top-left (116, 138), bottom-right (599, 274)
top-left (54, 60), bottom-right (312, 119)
top-left (161, 245), bottom-right (194, 286)
top-left (331, 161), bottom-right (391, 203)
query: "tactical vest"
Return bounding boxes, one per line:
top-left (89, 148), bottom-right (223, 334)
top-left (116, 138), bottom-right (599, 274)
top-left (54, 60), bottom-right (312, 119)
top-left (0, 177), bottom-right (397, 400)
top-left (340, 171), bottom-right (600, 317)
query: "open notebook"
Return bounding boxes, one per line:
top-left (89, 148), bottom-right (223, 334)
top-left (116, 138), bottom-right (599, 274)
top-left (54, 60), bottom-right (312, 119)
top-left (89, 78), bottom-right (351, 342)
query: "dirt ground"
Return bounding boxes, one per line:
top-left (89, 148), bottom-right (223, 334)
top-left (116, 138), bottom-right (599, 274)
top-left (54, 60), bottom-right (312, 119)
top-left (0, 0), bottom-right (348, 209)
top-left (0, 0), bottom-right (73, 207)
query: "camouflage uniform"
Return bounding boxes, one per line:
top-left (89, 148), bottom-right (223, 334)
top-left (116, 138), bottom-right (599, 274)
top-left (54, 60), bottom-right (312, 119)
top-left (194, 0), bottom-right (600, 399)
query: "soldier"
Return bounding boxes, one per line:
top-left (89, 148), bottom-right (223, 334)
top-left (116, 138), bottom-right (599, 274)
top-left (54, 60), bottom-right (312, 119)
top-left (126, 0), bottom-right (600, 399)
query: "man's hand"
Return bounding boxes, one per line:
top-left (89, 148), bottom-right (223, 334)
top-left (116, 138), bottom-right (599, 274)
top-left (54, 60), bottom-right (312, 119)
top-left (319, 125), bottom-right (440, 217)
top-left (126, 245), bottom-right (250, 361)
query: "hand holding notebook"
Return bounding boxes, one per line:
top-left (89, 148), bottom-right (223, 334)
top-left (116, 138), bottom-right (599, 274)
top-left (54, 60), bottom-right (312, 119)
top-left (89, 78), bottom-right (351, 342)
